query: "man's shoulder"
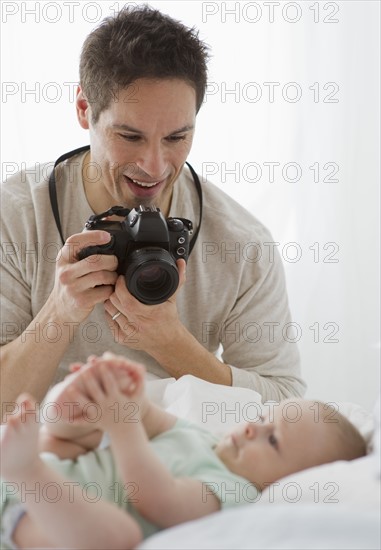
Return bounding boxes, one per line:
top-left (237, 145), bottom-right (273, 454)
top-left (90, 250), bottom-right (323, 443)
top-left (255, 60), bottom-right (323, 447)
top-left (1, 151), bottom-right (86, 209)
top-left (2, 160), bottom-right (53, 195)
top-left (200, 176), bottom-right (273, 242)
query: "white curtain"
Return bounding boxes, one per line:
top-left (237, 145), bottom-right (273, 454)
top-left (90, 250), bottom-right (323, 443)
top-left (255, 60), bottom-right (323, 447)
top-left (1, 1), bottom-right (379, 410)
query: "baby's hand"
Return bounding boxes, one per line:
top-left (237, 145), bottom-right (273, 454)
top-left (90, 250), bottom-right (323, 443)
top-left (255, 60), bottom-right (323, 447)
top-left (88, 352), bottom-right (146, 401)
top-left (76, 355), bottom-right (146, 431)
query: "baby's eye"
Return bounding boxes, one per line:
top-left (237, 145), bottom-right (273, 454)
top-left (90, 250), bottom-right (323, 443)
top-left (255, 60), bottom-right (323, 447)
top-left (269, 434), bottom-right (278, 448)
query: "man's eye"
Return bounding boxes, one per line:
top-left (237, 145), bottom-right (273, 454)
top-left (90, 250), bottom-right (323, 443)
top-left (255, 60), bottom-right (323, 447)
top-left (269, 434), bottom-right (278, 447)
top-left (120, 134), bottom-right (140, 142)
top-left (167, 135), bottom-right (186, 142)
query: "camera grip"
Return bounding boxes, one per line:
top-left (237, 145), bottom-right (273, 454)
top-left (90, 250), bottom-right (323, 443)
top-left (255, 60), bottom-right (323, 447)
top-left (77, 238), bottom-right (115, 261)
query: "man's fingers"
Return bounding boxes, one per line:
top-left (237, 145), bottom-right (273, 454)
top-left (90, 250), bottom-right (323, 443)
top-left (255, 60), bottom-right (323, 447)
top-left (177, 258), bottom-right (187, 287)
top-left (59, 231), bottom-right (112, 263)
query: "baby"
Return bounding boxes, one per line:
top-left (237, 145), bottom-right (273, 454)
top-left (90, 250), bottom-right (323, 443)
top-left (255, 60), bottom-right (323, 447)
top-left (1, 353), bottom-right (366, 550)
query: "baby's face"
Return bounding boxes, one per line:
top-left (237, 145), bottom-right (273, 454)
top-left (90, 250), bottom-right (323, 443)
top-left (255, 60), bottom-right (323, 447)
top-left (214, 399), bottom-right (333, 490)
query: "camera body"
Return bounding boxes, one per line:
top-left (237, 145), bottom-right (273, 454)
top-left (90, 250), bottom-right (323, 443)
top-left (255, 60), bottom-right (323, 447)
top-left (77, 205), bottom-right (193, 305)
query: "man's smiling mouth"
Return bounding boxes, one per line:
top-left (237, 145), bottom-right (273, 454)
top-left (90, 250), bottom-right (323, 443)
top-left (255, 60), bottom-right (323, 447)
top-left (124, 175), bottom-right (162, 189)
top-left (129, 177), bottom-right (160, 188)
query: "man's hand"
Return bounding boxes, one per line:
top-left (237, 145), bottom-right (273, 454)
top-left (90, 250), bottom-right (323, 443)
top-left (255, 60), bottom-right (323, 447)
top-left (104, 259), bottom-right (186, 354)
top-left (50, 230), bottom-right (119, 323)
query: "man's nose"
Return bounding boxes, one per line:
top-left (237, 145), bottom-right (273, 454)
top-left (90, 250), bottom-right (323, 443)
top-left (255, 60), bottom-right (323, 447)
top-left (136, 143), bottom-right (168, 180)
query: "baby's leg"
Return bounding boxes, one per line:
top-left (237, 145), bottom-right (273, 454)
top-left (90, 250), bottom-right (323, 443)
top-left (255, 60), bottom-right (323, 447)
top-left (1, 394), bottom-right (42, 479)
top-left (38, 365), bottom-right (105, 455)
top-left (38, 424), bottom-right (99, 459)
top-left (1, 395), bottom-right (142, 549)
top-left (39, 381), bottom-right (104, 459)
top-left (1, 395), bottom-right (56, 548)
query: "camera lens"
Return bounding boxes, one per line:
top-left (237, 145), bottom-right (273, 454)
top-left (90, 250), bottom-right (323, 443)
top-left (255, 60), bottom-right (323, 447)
top-left (125, 248), bottom-right (179, 305)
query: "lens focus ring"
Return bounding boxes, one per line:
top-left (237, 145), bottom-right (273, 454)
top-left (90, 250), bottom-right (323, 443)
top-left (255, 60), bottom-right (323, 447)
top-left (125, 248), bottom-right (179, 305)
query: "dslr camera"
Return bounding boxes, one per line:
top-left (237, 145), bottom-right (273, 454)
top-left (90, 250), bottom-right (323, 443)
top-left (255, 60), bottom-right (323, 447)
top-left (77, 205), bottom-right (193, 305)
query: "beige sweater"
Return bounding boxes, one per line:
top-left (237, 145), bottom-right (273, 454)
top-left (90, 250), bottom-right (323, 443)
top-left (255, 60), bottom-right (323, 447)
top-left (0, 151), bottom-right (305, 400)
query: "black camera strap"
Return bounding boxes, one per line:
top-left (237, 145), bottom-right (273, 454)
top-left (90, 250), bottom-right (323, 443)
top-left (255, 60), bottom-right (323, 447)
top-left (49, 145), bottom-right (91, 246)
top-left (48, 145), bottom-right (203, 254)
top-left (184, 161), bottom-right (203, 254)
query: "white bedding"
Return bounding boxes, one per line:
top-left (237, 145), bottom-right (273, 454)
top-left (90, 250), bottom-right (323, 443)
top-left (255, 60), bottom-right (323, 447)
top-left (137, 376), bottom-right (380, 550)
top-left (138, 503), bottom-right (380, 550)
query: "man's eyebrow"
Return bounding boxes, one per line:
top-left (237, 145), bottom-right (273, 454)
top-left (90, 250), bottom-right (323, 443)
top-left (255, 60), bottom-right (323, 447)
top-left (169, 125), bottom-right (194, 134)
top-left (111, 124), bottom-right (194, 135)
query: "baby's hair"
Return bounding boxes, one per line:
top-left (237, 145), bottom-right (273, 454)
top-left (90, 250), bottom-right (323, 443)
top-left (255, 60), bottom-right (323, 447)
top-left (315, 401), bottom-right (367, 462)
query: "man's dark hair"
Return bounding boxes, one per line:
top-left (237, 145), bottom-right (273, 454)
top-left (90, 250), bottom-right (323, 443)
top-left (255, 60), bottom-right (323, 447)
top-left (79, 4), bottom-right (209, 123)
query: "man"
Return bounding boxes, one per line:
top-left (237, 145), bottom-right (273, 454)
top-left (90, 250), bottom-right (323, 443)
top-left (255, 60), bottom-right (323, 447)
top-left (0, 6), bottom-right (305, 412)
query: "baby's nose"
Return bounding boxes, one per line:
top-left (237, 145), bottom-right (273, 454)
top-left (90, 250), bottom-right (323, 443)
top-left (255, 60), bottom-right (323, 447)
top-left (245, 420), bottom-right (272, 440)
top-left (244, 422), bottom-right (258, 439)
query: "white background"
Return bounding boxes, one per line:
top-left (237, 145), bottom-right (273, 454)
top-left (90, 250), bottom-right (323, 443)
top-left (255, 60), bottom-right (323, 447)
top-left (1, 0), bottom-right (380, 410)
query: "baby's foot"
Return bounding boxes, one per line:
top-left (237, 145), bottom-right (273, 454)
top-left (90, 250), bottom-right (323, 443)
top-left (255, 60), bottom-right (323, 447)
top-left (44, 371), bottom-right (88, 423)
top-left (0, 394), bottom-right (41, 481)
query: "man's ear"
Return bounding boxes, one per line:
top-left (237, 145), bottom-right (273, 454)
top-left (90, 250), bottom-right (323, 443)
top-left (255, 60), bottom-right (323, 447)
top-left (76, 86), bottom-right (90, 129)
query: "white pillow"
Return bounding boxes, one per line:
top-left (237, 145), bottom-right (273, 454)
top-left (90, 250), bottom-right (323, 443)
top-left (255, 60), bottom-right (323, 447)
top-left (147, 374), bottom-right (263, 437)
top-left (259, 454), bottom-right (379, 508)
top-left (370, 394), bottom-right (380, 477)
top-left (335, 400), bottom-right (375, 448)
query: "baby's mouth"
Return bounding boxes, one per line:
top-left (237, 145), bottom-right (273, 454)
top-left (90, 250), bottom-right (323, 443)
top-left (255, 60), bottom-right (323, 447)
top-left (231, 433), bottom-right (238, 449)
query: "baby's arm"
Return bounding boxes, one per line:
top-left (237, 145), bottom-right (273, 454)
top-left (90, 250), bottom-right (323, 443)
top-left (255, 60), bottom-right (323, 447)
top-left (81, 356), bottom-right (220, 527)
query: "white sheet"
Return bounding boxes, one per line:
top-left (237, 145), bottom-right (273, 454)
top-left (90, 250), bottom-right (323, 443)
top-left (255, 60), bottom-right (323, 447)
top-left (138, 502), bottom-right (380, 550)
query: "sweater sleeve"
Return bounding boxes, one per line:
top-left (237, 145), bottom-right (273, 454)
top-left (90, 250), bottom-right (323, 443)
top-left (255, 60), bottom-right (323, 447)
top-left (223, 241), bottom-right (306, 400)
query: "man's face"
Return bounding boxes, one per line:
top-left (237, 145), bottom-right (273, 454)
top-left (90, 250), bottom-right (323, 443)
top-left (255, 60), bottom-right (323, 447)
top-left (215, 400), bottom-right (333, 490)
top-left (77, 78), bottom-right (196, 216)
